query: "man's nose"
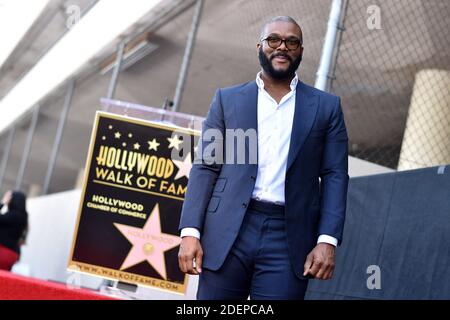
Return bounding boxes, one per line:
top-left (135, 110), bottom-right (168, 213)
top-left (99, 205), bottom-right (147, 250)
top-left (276, 40), bottom-right (289, 51)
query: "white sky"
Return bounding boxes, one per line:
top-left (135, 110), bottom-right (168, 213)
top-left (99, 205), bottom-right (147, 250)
top-left (0, 0), bottom-right (50, 68)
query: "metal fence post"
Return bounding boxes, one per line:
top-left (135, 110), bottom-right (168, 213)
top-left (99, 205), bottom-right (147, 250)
top-left (172, 0), bottom-right (204, 112)
top-left (15, 105), bottom-right (40, 190)
top-left (43, 80), bottom-right (76, 194)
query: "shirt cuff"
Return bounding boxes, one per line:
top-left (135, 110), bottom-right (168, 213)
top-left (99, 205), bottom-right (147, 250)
top-left (180, 227), bottom-right (201, 240)
top-left (317, 234), bottom-right (338, 247)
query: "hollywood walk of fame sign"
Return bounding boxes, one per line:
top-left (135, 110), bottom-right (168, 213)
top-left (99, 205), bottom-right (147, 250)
top-left (68, 111), bottom-right (199, 294)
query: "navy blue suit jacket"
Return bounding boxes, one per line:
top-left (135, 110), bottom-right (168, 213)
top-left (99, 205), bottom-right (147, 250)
top-left (179, 80), bottom-right (349, 279)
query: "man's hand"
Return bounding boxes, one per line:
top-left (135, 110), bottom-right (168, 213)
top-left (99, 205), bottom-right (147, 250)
top-left (303, 243), bottom-right (335, 280)
top-left (1, 191), bottom-right (12, 206)
top-left (178, 236), bottom-right (203, 275)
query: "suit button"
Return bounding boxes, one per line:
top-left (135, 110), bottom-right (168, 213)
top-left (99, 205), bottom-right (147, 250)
top-left (250, 176), bottom-right (256, 180)
top-left (242, 203), bottom-right (247, 208)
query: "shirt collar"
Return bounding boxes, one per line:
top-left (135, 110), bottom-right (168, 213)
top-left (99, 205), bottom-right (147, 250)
top-left (256, 71), bottom-right (299, 92)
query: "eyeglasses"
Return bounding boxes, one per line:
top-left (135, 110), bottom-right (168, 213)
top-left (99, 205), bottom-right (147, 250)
top-left (261, 35), bottom-right (302, 51)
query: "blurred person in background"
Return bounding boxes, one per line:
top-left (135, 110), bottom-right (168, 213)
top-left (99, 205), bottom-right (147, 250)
top-left (0, 190), bottom-right (28, 271)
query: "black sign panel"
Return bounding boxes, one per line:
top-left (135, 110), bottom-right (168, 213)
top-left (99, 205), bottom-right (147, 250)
top-left (69, 112), bottom-right (198, 294)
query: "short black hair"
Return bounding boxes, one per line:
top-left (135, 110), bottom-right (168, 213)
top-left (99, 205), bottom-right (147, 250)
top-left (260, 16), bottom-right (302, 41)
top-left (10, 191), bottom-right (27, 212)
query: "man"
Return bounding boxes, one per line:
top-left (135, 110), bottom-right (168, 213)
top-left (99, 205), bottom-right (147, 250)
top-left (178, 16), bottom-right (349, 300)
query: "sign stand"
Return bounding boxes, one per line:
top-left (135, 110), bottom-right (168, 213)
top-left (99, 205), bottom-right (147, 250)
top-left (100, 98), bottom-right (203, 131)
top-left (69, 98), bottom-right (204, 300)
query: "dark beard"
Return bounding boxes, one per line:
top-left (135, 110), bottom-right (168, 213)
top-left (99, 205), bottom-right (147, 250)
top-left (258, 47), bottom-right (302, 81)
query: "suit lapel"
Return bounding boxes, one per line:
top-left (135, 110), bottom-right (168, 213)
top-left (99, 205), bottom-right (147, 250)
top-left (234, 81), bottom-right (258, 164)
top-left (236, 81), bottom-right (258, 131)
top-left (286, 82), bottom-right (319, 171)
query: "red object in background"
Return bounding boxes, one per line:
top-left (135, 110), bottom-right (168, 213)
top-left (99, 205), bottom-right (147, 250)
top-left (0, 244), bottom-right (19, 271)
top-left (0, 270), bottom-right (116, 300)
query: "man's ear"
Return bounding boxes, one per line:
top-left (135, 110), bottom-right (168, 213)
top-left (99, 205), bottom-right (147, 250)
top-left (256, 43), bottom-right (261, 55)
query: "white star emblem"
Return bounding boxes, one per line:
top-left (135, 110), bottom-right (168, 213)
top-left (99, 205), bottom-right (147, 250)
top-left (172, 152), bottom-right (193, 180)
top-left (148, 138), bottom-right (160, 151)
top-left (167, 134), bottom-right (183, 150)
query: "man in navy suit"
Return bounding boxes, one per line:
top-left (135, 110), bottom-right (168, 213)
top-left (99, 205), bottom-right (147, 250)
top-left (178, 16), bottom-right (349, 299)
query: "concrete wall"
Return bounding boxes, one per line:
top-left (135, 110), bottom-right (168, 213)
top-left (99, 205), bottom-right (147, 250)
top-left (349, 156), bottom-right (394, 177)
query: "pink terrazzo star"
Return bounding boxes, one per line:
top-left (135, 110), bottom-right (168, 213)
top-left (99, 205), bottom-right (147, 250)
top-left (114, 203), bottom-right (181, 279)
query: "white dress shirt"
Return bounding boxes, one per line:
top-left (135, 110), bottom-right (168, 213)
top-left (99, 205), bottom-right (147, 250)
top-left (181, 72), bottom-right (337, 247)
top-left (251, 71), bottom-right (297, 203)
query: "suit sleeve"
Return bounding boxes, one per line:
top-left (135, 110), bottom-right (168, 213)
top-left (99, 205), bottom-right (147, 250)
top-left (318, 96), bottom-right (349, 245)
top-left (178, 89), bottom-right (225, 232)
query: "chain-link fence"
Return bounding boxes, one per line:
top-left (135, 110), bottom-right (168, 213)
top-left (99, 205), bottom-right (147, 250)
top-left (330, 0), bottom-right (450, 169)
top-left (181, 0), bottom-right (331, 117)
